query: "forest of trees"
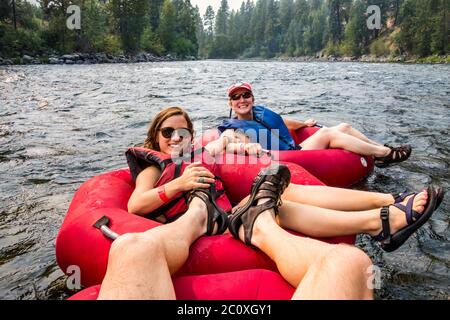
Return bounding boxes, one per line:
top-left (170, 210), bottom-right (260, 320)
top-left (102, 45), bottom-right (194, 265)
top-left (0, 0), bottom-right (448, 61)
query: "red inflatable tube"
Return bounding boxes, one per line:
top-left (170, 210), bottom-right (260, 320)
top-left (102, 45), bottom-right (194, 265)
top-left (56, 157), bottom-right (355, 291)
top-left (197, 127), bottom-right (374, 188)
top-left (68, 269), bottom-right (295, 300)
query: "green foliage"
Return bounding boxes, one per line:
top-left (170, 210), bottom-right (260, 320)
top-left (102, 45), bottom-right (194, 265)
top-left (110, 0), bottom-right (149, 53)
top-left (157, 0), bottom-right (176, 52)
top-left (0, 23), bottom-right (44, 57)
top-left (215, 0), bottom-right (230, 35)
top-left (397, 0), bottom-right (448, 57)
top-left (173, 37), bottom-right (196, 56)
top-left (370, 38), bottom-right (390, 56)
top-left (0, 1), bottom-right (11, 22)
top-left (0, 0), bottom-right (447, 62)
top-left (101, 34), bottom-right (123, 55)
top-left (341, 0), bottom-right (367, 56)
top-left (415, 54), bottom-right (450, 63)
top-left (141, 26), bottom-right (164, 55)
top-left (77, 0), bottom-right (109, 53)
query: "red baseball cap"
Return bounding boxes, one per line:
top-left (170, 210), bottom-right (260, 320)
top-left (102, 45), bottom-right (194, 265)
top-left (227, 82), bottom-right (253, 97)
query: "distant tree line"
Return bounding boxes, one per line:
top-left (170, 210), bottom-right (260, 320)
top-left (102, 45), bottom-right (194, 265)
top-left (199, 0), bottom-right (449, 58)
top-left (0, 0), bottom-right (448, 59)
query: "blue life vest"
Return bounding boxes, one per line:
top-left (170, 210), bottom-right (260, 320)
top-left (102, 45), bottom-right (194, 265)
top-left (218, 105), bottom-right (298, 151)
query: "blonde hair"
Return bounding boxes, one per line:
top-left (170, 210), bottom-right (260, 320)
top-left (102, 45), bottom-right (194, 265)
top-left (143, 107), bottom-right (194, 151)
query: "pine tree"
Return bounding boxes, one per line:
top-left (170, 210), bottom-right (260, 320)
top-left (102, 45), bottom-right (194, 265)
top-left (203, 5), bottom-right (215, 37)
top-left (158, 0), bottom-right (177, 52)
top-left (327, 0), bottom-right (351, 44)
top-left (0, 0), bottom-right (12, 22)
top-left (173, 0), bottom-right (198, 56)
top-left (148, 0), bottom-right (164, 30)
top-left (342, 0), bottom-right (367, 56)
top-left (215, 0), bottom-right (230, 35)
top-left (110, 0), bottom-right (149, 53)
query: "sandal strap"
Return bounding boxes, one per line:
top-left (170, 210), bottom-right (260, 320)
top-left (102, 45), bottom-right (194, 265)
top-left (391, 146), bottom-right (409, 160)
top-left (393, 191), bottom-right (413, 203)
top-left (393, 193), bottom-right (420, 225)
top-left (375, 145), bottom-right (411, 167)
top-left (229, 164), bottom-right (291, 244)
top-left (242, 199), bottom-right (277, 246)
top-left (189, 188), bottom-right (228, 236)
top-left (254, 190), bottom-right (279, 202)
top-left (374, 206), bottom-right (391, 244)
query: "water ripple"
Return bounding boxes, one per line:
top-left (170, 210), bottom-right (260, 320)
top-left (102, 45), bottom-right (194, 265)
top-left (0, 61), bottom-right (449, 300)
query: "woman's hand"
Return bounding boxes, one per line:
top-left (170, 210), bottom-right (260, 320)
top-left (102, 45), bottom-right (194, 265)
top-left (242, 142), bottom-right (263, 156)
top-left (204, 134), bottom-right (240, 156)
top-left (174, 162), bottom-right (215, 192)
top-left (304, 118), bottom-right (317, 127)
top-left (228, 142), bottom-right (263, 156)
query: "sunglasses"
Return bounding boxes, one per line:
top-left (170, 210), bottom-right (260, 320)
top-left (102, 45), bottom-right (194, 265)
top-left (159, 127), bottom-right (192, 139)
top-left (230, 91), bottom-right (253, 101)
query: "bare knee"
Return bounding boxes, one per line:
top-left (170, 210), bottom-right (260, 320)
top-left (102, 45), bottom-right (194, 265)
top-left (306, 244), bottom-right (373, 299)
top-left (316, 127), bottom-right (332, 139)
top-left (323, 244), bottom-right (372, 274)
top-left (109, 232), bottom-right (163, 264)
top-left (335, 122), bottom-right (352, 133)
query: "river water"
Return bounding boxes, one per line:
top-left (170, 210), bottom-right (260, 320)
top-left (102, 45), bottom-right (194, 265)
top-left (0, 60), bottom-right (449, 300)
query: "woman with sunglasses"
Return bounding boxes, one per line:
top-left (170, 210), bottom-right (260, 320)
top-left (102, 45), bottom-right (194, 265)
top-left (98, 106), bottom-right (442, 299)
top-left (220, 82), bottom-right (411, 168)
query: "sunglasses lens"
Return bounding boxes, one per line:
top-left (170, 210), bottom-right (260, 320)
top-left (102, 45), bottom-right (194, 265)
top-left (231, 92), bottom-right (252, 100)
top-left (161, 127), bottom-right (174, 138)
top-left (176, 128), bottom-right (190, 139)
top-left (160, 127), bottom-right (192, 139)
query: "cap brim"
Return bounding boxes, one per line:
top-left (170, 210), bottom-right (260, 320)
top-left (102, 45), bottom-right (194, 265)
top-left (228, 87), bottom-right (252, 97)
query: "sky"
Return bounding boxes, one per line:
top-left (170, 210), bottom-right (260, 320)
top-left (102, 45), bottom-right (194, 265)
top-left (190, 0), bottom-right (244, 16)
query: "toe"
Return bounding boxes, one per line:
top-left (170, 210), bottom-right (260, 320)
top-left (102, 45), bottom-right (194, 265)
top-left (411, 191), bottom-right (428, 214)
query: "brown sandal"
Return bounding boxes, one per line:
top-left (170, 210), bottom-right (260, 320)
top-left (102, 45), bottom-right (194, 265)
top-left (228, 164), bottom-right (291, 246)
top-left (375, 144), bottom-right (412, 168)
top-left (188, 185), bottom-right (229, 236)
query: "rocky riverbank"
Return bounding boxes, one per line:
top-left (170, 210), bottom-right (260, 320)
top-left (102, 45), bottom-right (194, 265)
top-left (1, 52), bottom-right (448, 66)
top-left (0, 52), bottom-right (198, 66)
top-left (276, 54), bottom-right (450, 64)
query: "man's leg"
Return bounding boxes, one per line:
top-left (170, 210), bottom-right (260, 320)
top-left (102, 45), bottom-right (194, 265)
top-left (237, 207), bottom-right (373, 299)
top-left (98, 198), bottom-right (208, 299)
top-left (292, 244), bottom-right (374, 300)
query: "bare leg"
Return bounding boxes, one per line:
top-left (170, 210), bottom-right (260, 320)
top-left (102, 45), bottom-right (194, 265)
top-left (98, 232), bottom-right (176, 299)
top-left (282, 183), bottom-right (395, 211)
top-left (300, 127), bottom-right (390, 157)
top-left (277, 191), bottom-right (428, 238)
top-left (292, 244), bottom-right (374, 300)
top-left (238, 208), bottom-right (373, 299)
top-left (98, 198), bottom-right (208, 300)
top-left (331, 123), bottom-right (382, 147)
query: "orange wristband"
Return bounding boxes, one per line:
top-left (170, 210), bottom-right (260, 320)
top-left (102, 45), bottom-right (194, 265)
top-left (157, 185), bottom-right (170, 203)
